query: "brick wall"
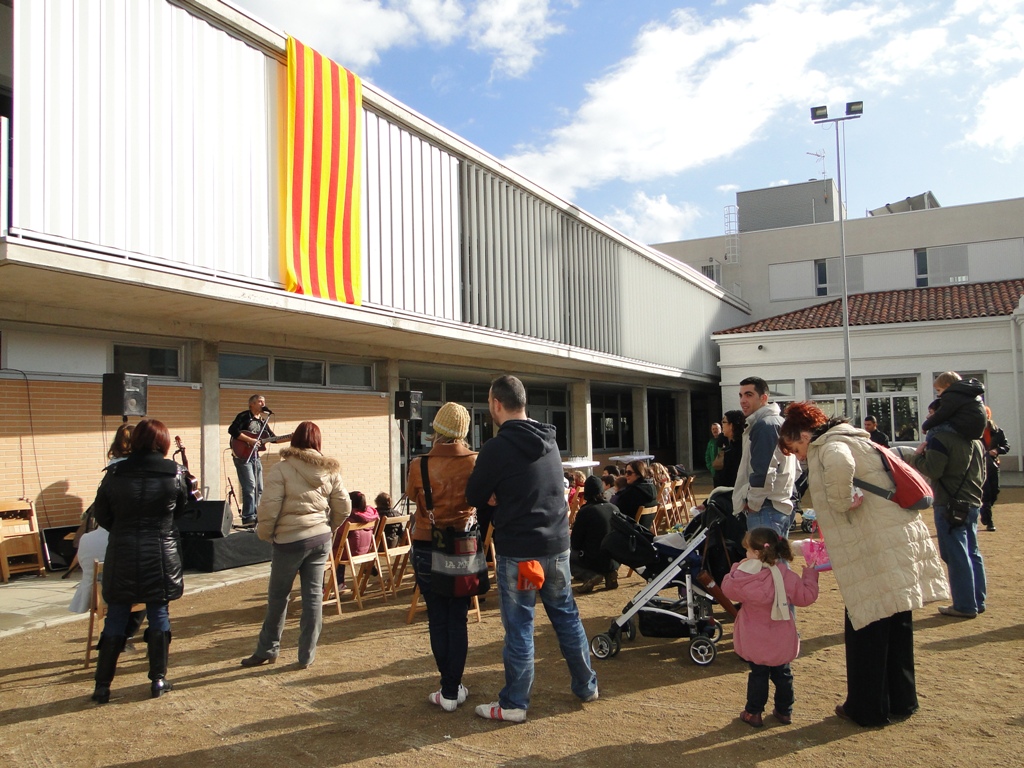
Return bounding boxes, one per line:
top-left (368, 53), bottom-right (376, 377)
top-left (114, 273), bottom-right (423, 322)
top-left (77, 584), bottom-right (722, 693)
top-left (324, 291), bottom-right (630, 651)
top-left (0, 379), bottom-right (393, 529)
top-left (219, 390), bottom-right (391, 511)
top-left (0, 380), bottom-right (201, 529)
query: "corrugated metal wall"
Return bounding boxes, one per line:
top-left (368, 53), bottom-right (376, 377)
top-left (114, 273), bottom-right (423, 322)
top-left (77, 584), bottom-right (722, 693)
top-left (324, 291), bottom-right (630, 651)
top-left (460, 162), bottom-right (719, 370)
top-left (11, 0), bottom-right (730, 375)
top-left (14, 0), bottom-right (277, 281)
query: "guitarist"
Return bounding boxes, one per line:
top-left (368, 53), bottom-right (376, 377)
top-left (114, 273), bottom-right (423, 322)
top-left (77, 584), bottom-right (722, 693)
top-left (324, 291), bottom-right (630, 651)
top-left (228, 394), bottom-right (277, 527)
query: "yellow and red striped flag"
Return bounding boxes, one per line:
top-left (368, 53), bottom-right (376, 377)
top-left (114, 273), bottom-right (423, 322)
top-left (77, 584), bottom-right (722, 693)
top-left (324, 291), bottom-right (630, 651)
top-left (283, 37), bottom-right (362, 304)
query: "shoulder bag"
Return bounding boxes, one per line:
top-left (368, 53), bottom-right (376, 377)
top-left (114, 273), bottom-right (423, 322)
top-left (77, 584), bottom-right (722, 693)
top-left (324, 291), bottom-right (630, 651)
top-left (421, 457), bottom-right (489, 598)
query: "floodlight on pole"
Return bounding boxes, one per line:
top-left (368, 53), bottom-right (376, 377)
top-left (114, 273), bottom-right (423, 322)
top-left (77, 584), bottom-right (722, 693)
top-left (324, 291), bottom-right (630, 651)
top-left (811, 101), bottom-right (863, 420)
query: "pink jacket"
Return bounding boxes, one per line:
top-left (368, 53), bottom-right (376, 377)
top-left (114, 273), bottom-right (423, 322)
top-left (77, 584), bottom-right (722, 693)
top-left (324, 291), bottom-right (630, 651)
top-left (346, 506), bottom-right (379, 555)
top-left (722, 560), bottom-right (819, 667)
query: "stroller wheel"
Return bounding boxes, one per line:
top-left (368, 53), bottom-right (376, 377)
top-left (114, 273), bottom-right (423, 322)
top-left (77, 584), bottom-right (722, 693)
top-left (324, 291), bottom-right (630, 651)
top-left (689, 636), bottom-right (717, 666)
top-left (701, 618), bottom-right (723, 643)
top-left (624, 618), bottom-right (637, 642)
top-left (591, 633), bottom-right (615, 660)
top-left (801, 519), bottom-right (817, 534)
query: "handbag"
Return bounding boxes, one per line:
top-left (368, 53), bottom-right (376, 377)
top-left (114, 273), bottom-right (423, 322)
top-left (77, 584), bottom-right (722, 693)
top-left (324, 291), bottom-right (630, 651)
top-left (937, 443), bottom-right (979, 530)
top-left (421, 457), bottom-right (490, 599)
top-left (711, 447), bottom-right (725, 471)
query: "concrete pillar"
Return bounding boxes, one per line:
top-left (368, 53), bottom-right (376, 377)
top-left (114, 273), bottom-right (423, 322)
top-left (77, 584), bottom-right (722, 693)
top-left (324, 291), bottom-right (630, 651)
top-left (675, 388), bottom-right (692, 473)
top-left (569, 379), bottom-right (593, 464)
top-left (383, 360), bottom-right (402, 497)
top-left (632, 386), bottom-right (649, 453)
top-left (195, 340), bottom-right (220, 500)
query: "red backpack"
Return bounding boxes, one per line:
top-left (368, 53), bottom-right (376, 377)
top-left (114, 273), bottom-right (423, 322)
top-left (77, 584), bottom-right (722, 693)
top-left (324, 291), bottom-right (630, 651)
top-left (853, 443), bottom-right (934, 510)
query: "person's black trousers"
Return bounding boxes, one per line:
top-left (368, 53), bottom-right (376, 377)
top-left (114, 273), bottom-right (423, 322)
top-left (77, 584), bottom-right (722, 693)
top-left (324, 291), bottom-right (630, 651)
top-left (843, 609), bottom-right (918, 726)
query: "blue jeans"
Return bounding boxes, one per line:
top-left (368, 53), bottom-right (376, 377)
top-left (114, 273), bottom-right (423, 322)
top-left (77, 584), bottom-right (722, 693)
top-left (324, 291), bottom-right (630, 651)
top-left (933, 505), bottom-right (987, 614)
top-left (746, 501), bottom-right (793, 539)
top-left (496, 550), bottom-right (598, 711)
top-left (104, 602), bottom-right (169, 637)
top-left (413, 546), bottom-right (471, 699)
top-left (233, 455), bottom-right (263, 521)
top-left (254, 540), bottom-right (330, 665)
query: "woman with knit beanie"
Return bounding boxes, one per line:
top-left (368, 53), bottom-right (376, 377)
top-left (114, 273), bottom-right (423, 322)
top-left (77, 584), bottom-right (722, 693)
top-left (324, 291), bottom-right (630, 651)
top-left (406, 402), bottom-right (479, 712)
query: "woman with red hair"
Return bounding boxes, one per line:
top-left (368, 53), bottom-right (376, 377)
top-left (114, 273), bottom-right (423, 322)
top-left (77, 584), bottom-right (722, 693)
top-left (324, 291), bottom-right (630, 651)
top-left (90, 419), bottom-right (189, 703)
top-left (242, 421), bottom-right (351, 669)
top-left (778, 402), bottom-right (947, 727)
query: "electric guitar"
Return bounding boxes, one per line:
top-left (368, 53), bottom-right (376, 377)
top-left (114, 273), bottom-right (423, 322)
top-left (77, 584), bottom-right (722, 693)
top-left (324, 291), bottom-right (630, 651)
top-left (230, 431), bottom-right (293, 461)
top-left (173, 436), bottom-right (204, 502)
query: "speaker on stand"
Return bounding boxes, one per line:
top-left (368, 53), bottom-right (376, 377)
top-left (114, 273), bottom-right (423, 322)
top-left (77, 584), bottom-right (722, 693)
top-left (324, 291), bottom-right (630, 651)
top-left (102, 373), bottom-right (148, 419)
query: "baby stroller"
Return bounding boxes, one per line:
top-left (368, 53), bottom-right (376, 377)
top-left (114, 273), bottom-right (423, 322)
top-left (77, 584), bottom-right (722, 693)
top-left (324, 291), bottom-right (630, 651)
top-left (589, 491), bottom-right (736, 666)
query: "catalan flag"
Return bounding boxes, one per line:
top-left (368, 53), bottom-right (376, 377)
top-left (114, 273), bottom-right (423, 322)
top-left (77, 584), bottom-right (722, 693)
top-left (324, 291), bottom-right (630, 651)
top-left (283, 37), bottom-right (362, 305)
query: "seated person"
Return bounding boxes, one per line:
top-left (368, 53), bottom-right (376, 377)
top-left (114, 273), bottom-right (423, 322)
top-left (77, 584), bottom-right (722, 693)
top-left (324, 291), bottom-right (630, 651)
top-left (70, 526), bottom-right (145, 651)
top-left (609, 475), bottom-right (628, 507)
top-left (335, 491), bottom-right (379, 590)
top-left (600, 473), bottom-right (616, 502)
top-left (920, 371), bottom-right (986, 440)
top-left (570, 476), bottom-right (620, 593)
top-left (603, 465), bottom-right (620, 477)
top-left (375, 491), bottom-right (403, 548)
top-left (613, 460), bottom-right (658, 528)
top-left (567, 470), bottom-right (586, 507)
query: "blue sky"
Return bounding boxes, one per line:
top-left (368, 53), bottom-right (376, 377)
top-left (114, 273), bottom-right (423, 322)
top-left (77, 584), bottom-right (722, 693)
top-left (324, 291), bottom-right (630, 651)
top-left (234, 0), bottom-right (1024, 243)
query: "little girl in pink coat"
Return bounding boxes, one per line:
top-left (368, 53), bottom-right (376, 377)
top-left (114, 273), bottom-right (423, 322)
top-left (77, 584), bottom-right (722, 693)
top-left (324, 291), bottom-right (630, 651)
top-left (722, 527), bottom-right (820, 727)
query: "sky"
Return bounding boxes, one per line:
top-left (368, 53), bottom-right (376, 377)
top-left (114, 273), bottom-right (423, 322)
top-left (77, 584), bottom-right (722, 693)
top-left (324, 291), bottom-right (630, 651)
top-left (232, 0), bottom-right (1024, 244)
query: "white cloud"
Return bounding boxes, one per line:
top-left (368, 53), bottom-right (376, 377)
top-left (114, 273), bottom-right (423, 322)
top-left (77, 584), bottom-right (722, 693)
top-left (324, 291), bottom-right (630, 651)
top-left (502, 0), bottom-right (900, 199)
top-left (964, 67), bottom-right (1024, 154)
top-left (234, 0), bottom-right (565, 77)
top-left (604, 191), bottom-right (702, 243)
top-left (468, 0), bottom-right (565, 78)
top-left (716, 183), bottom-right (740, 193)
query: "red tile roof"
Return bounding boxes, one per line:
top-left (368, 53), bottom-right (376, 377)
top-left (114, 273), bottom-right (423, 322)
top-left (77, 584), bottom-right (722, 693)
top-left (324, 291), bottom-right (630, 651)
top-left (716, 279), bottom-right (1024, 335)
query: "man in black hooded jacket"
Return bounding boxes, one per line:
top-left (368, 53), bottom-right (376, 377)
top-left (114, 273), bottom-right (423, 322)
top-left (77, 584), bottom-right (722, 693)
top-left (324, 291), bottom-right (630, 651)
top-left (466, 375), bottom-right (598, 723)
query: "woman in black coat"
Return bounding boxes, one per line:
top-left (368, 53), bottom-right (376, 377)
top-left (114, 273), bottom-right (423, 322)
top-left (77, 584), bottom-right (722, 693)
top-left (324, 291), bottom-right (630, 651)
top-left (716, 410), bottom-right (746, 489)
top-left (91, 419), bottom-right (190, 703)
top-left (613, 460), bottom-right (658, 528)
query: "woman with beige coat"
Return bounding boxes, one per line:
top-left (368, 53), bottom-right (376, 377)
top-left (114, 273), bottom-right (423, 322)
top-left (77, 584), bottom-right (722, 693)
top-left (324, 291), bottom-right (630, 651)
top-left (779, 402), bottom-right (948, 727)
top-left (241, 421), bottom-right (350, 669)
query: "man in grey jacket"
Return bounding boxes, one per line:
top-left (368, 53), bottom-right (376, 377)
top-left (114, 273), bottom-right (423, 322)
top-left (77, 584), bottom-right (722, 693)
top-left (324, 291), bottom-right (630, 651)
top-left (731, 377), bottom-right (797, 538)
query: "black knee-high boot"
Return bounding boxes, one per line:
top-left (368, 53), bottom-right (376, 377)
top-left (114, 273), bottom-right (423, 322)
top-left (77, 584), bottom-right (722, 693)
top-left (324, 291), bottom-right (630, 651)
top-left (145, 627), bottom-right (173, 698)
top-left (92, 635), bottom-right (127, 704)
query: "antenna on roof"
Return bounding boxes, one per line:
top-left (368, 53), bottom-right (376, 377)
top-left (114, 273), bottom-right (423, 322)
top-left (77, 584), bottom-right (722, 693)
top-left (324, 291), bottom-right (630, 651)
top-left (807, 150), bottom-right (826, 179)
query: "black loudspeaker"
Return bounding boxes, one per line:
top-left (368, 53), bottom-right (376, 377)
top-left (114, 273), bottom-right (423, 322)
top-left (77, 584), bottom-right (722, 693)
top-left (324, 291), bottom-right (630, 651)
top-left (176, 500), bottom-right (233, 538)
top-left (394, 390), bottom-right (423, 420)
top-left (101, 373), bottom-right (148, 417)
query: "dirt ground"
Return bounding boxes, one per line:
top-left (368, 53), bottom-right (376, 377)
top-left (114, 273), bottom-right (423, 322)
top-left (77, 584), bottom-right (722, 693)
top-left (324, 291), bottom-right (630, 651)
top-left (1, 487), bottom-right (1023, 768)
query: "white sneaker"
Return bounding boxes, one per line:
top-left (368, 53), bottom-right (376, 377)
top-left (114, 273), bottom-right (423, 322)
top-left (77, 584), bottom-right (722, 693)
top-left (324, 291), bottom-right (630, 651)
top-left (582, 688), bottom-right (599, 702)
top-left (475, 701), bottom-right (527, 723)
top-left (428, 684), bottom-right (469, 712)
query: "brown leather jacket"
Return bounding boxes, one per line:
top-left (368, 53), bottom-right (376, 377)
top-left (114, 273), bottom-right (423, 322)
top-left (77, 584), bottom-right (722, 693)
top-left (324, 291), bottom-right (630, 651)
top-left (406, 442), bottom-right (478, 542)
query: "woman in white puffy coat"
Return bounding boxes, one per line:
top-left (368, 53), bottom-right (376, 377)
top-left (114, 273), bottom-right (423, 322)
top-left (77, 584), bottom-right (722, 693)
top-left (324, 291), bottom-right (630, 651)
top-left (241, 421), bottom-right (351, 669)
top-left (779, 402), bottom-right (948, 727)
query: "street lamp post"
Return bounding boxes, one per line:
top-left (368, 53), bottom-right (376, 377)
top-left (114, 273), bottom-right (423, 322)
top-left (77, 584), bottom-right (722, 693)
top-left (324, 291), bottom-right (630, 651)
top-left (810, 101), bottom-right (863, 421)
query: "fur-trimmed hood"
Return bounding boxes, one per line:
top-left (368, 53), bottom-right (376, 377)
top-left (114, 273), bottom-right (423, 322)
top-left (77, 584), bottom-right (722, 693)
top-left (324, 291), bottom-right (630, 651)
top-left (279, 447), bottom-right (341, 472)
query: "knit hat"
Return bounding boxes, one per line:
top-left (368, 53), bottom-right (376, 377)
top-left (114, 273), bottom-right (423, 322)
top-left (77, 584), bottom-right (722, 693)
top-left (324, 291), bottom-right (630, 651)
top-left (583, 475), bottom-right (604, 503)
top-left (432, 402), bottom-right (470, 440)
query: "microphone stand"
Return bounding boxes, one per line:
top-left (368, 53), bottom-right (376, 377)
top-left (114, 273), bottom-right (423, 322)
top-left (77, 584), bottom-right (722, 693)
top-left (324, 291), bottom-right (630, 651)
top-left (249, 412), bottom-right (273, 466)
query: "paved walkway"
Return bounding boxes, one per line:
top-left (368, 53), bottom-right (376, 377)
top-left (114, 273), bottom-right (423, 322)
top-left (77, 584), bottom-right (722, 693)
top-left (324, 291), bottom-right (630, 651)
top-left (0, 561), bottom-right (271, 638)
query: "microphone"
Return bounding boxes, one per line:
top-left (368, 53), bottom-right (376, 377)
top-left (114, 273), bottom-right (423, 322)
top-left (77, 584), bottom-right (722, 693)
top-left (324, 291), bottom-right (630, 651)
top-left (262, 406), bottom-right (274, 415)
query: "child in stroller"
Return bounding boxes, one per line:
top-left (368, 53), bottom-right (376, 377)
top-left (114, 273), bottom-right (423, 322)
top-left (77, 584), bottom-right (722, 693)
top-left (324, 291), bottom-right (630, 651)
top-left (590, 489), bottom-right (742, 665)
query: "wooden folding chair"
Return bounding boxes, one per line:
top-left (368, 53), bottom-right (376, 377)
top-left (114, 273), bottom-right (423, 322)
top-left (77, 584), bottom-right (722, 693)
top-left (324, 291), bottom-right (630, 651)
top-left (376, 514), bottom-right (413, 596)
top-left (328, 519), bottom-right (387, 610)
top-left (0, 500), bottom-right (47, 583)
top-left (625, 504), bottom-right (660, 578)
top-left (322, 545), bottom-right (344, 616)
top-left (84, 561), bottom-right (144, 668)
top-left (682, 475), bottom-right (699, 511)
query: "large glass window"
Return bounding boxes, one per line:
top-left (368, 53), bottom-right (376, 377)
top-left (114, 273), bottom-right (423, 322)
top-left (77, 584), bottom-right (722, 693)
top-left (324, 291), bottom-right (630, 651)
top-left (220, 352), bottom-right (372, 389)
top-left (591, 390), bottom-right (633, 451)
top-left (809, 376), bottom-right (920, 441)
top-left (528, 386), bottom-right (570, 451)
top-left (113, 344), bottom-right (179, 378)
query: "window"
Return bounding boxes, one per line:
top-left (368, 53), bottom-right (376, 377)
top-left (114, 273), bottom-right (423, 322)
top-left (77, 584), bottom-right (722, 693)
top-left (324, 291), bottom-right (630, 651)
top-left (815, 259), bottom-right (829, 296)
top-left (528, 386), bottom-right (570, 450)
top-left (113, 344), bottom-right (180, 378)
top-left (220, 352), bottom-right (372, 389)
top-left (700, 263), bottom-right (721, 284)
top-left (810, 376), bottom-right (920, 442)
top-left (915, 248), bottom-right (928, 287)
top-left (591, 390), bottom-right (633, 451)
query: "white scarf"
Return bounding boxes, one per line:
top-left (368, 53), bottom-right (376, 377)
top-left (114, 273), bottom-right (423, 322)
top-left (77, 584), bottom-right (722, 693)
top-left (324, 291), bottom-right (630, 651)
top-left (737, 559), bottom-right (791, 621)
